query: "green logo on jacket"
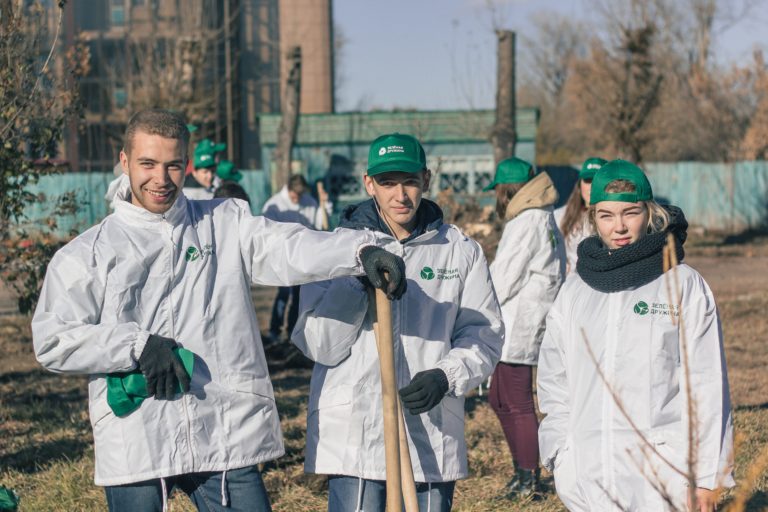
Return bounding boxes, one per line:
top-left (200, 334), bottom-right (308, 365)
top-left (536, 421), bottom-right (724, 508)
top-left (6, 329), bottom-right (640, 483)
top-left (633, 301), bottom-right (649, 315)
top-left (186, 246), bottom-right (200, 262)
top-left (420, 266), bottom-right (435, 280)
top-left (185, 244), bottom-right (214, 262)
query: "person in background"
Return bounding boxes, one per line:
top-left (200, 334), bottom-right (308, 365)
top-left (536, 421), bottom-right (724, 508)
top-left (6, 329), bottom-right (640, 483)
top-left (538, 160), bottom-right (734, 511)
top-left (262, 175), bottom-right (332, 342)
top-left (214, 181), bottom-right (251, 204)
top-left (484, 157), bottom-right (566, 499)
top-left (183, 139), bottom-right (225, 200)
top-left (554, 157), bottom-right (606, 274)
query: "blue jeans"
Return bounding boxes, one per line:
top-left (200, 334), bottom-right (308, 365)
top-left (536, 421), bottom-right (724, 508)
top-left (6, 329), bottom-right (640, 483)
top-left (105, 465), bottom-right (271, 512)
top-left (269, 286), bottom-right (300, 338)
top-left (328, 476), bottom-right (455, 512)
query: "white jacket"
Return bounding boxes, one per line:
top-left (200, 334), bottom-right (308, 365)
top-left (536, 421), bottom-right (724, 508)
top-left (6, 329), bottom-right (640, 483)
top-left (537, 266), bottom-right (734, 511)
top-left (554, 206), bottom-right (593, 275)
top-left (32, 193), bottom-right (377, 486)
top-left (291, 208), bottom-right (503, 482)
top-left (490, 207), bottom-right (565, 365)
top-left (262, 186), bottom-right (332, 230)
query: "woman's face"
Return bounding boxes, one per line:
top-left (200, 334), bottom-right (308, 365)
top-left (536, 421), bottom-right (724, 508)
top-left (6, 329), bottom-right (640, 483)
top-left (580, 178), bottom-right (592, 204)
top-left (594, 201), bottom-right (649, 250)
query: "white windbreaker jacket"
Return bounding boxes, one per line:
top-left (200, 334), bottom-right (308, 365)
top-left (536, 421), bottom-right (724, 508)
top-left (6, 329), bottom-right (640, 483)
top-left (537, 265), bottom-right (734, 511)
top-left (490, 207), bottom-right (565, 365)
top-left (262, 186), bottom-right (332, 230)
top-left (291, 201), bottom-right (503, 482)
top-left (32, 193), bottom-right (377, 486)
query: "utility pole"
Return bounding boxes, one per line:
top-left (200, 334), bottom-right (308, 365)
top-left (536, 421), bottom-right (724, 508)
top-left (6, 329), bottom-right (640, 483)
top-left (490, 30), bottom-right (517, 165)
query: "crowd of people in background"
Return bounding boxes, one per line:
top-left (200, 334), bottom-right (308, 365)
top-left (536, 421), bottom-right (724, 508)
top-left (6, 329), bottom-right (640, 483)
top-left (32, 109), bottom-right (734, 512)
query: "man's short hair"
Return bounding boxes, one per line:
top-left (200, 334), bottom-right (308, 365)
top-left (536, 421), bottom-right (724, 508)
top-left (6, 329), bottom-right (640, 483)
top-left (123, 109), bottom-right (190, 155)
top-left (287, 174), bottom-right (308, 194)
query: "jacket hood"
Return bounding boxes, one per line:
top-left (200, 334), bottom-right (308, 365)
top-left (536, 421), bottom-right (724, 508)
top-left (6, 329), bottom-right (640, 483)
top-left (339, 198), bottom-right (443, 242)
top-left (504, 172), bottom-right (558, 220)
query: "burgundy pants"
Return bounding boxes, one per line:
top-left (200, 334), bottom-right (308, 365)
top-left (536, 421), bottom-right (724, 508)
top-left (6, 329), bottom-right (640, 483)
top-left (488, 362), bottom-right (540, 470)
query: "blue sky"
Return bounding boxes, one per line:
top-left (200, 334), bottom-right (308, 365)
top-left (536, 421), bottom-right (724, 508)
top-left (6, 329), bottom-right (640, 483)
top-left (333, 0), bottom-right (768, 111)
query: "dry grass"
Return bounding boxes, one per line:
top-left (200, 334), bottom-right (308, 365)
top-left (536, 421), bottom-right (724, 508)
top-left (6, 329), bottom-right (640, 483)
top-left (2, 245), bottom-right (768, 511)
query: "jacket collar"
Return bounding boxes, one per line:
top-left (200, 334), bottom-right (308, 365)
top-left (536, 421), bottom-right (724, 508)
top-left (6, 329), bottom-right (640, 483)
top-left (113, 190), bottom-right (188, 227)
top-left (339, 198), bottom-right (444, 243)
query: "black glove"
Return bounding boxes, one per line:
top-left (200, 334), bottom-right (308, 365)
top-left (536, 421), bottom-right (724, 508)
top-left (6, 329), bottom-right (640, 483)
top-left (138, 335), bottom-right (191, 400)
top-left (359, 246), bottom-right (407, 300)
top-left (399, 369), bottom-right (449, 415)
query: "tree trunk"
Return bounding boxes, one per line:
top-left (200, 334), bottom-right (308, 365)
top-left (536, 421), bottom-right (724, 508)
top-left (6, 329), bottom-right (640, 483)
top-left (273, 46), bottom-right (301, 191)
top-left (490, 30), bottom-right (516, 166)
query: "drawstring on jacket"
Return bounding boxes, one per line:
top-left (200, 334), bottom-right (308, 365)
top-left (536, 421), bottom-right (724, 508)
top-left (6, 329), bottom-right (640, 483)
top-left (221, 470), bottom-right (229, 506)
top-left (355, 476), bottom-right (364, 512)
top-left (160, 477), bottom-right (168, 512)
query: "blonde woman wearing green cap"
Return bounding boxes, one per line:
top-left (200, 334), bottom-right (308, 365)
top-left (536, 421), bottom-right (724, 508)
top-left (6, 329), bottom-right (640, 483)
top-left (537, 160), bottom-right (734, 511)
top-left (485, 157), bottom-right (566, 499)
top-left (554, 157), bottom-right (607, 274)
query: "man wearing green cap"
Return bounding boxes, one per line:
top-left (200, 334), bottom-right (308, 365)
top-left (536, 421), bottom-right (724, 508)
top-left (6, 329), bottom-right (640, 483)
top-left (184, 138), bottom-right (226, 200)
top-left (554, 157), bottom-right (607, 274)
top-left (291, 133), bottom-right (503, 511)
top-left (31, 109), bottom-right (408, 512)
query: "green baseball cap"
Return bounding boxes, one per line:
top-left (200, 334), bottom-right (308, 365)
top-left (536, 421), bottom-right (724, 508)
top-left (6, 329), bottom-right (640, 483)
top-left (483, 157), bottom-right (533, 191)
top-left (589, 159), bottom-right (653, 205)
top-left (193, 152), bottom-right (216, 169)
top-left (367, 133), bottom-right (426, 176)
top-left (106, 347), bottom-right (195, 417)
top-left (580, 157), bottom-right (607, 181)
top-left (216, 160), bottom-right (243, 182)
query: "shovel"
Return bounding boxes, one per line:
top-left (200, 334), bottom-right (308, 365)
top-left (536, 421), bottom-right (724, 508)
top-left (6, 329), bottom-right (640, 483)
top-left (370, 285), bottom-right (418, 512)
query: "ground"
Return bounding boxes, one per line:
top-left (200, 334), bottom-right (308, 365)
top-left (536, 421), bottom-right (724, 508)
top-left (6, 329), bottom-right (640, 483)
top-left (1, 238), bottom-right (767, 511)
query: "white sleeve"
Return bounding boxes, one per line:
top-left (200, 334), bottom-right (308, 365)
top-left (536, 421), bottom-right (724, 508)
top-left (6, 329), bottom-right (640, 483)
top-left (235, 200), bottom-right (377, 286)
top-left (291, 277), bottom-right (368, 366)
top-left (489, 221), bottom-right (533, 305)
top-left (436, 243), bottom-right (503, 396)
top-left (682, 276), bottom-right (735, 489)
top-left (537, 298), bottom-right (570, 471)
top-left (32, 244), bottom-right (151, 375)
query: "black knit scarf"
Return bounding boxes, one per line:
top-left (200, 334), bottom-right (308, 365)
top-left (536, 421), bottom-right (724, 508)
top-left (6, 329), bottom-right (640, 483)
top-left (576, 205), bottom-right (688, 293)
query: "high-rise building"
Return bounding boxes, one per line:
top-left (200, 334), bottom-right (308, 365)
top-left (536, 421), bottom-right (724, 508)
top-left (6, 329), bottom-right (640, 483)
top-left (59, 0), bottom-right (333, 172)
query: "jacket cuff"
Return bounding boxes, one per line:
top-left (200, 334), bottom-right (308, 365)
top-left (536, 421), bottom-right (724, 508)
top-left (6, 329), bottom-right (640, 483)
top-left (130, 330), bottom-right (152, 364)
top-left (695, 472), bottom-right (735, 490)
top-left (435, 360), bottom-right (458, 395)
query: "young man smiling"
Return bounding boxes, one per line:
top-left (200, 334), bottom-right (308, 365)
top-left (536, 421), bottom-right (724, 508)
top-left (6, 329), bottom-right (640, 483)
top-left (291, 133), bottom-right (503, 511)
top-left (31, 109), bottom-right (406, 512)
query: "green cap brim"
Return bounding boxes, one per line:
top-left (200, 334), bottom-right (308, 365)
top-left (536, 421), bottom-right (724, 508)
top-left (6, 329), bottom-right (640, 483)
top-left (367, 159), bottom-right (425, 176)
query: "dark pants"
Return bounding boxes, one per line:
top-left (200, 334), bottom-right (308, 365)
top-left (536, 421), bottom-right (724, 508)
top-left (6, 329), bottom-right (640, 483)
top-left (105, 465), bottom-right (271, 512)
top-left (328, 476), bottom-right (455, 512)
top-left (488, 362), bottom-right (540, 470)
top-left (269, 285), bottom-right (300, 339)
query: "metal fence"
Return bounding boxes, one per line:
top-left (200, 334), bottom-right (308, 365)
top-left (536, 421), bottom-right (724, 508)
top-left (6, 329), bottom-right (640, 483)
top-left (16, 161), bottom-right (768, 237)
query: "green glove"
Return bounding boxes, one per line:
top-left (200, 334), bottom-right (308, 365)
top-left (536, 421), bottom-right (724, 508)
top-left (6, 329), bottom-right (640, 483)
top-left (106, 347), bottom-right (195, 417)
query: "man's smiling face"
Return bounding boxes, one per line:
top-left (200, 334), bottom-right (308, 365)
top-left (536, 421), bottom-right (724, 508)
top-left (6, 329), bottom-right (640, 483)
top-left (120, 130), bottom-right (187, 214)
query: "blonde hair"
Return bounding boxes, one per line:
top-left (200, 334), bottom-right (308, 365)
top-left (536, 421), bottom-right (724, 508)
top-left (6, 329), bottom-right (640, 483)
top-left (589, 179), bottom-right (669, 233)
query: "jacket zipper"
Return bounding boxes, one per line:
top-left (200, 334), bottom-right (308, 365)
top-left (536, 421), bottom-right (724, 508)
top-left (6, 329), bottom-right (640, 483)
top-left (164, 215), bottom-right (195, 470)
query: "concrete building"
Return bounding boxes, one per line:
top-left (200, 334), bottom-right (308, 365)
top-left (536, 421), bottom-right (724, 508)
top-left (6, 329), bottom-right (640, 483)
top-left (59, 0), bottom-right (334, 172)
top-left (258, 108), bottom-right (539, 200)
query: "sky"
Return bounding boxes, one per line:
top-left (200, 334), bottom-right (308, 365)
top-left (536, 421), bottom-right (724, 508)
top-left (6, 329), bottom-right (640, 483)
top-left (332, 0), bottom-right (768, 111)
